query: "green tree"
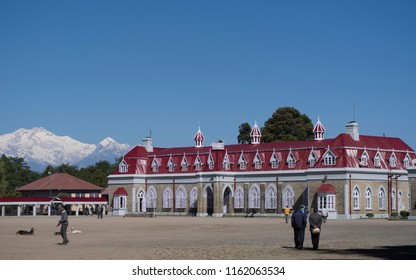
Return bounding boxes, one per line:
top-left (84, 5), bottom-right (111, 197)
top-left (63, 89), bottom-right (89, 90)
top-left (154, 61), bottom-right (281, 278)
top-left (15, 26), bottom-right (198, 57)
top-left (237, 122), bottom-right (252, 144)
top-left (0, 154), bottom-right (40, 197)
top-left (261, 107), bottom-right (314, 142)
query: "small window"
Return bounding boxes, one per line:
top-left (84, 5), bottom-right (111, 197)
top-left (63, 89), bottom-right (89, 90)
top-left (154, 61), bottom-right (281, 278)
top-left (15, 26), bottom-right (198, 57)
top-left (119, 160), bottom-right (128, 173)
top-left (389, 153), bottom-right (397, 168)
top-left (323, 150), bottom-right (336, 165)
top-left (238, 153), bottom-right (247, 170)
top-left (168, 157), bottom-right (175, 172)
top-left (270, 151), bottom-right (279, 169)
top-left (223, 152), bottom-right (230, 171)
top-left (287, 151), bottom-right (296, 168)
top-left (181, 155), bottom-right (189, 171)
top-left (374, 152), bottom-right (382, 167)
top-left (194, 154), bottom-right (203, 171)
top-left (308, 150), bottom-right (318, 167)
top-left (208, 152), bottom-right (215, 170)
top-left (360, 150), bottom-right (369, 166)
top-left (151, 157), bottom-right (159, 173)
top-left (253, 151), bottom-right (262, 170)
top-left (403, 153), bottom-right (411, 168)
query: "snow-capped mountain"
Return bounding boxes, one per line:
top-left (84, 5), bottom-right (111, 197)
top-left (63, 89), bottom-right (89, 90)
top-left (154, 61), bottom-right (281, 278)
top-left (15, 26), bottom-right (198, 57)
top-left (0, 127), bottom-right (131, 171)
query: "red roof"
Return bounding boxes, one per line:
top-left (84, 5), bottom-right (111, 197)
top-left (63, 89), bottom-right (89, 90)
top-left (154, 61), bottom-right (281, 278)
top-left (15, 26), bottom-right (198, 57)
top-left (0, 197), bottom-right (107, 204)
top-left (317, 184), bottom-right (337, 193)
top-left (17, 173), bottom-right (103, 192)
top-left (112, 133), bottom-right (416, 175)
top-left (113, 187), bottom-right (128, 196)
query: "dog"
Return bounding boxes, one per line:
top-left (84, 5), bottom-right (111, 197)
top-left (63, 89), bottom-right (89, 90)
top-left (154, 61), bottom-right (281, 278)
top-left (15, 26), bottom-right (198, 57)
top-left (69, 227), bottom-right (82, 234)
top-left (16, 228), bottom-right (35, 235)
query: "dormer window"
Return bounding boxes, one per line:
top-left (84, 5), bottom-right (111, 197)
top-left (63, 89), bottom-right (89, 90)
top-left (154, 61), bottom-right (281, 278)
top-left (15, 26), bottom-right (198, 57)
top-left (194, 153), bottom-right (203, 171)
top-left (223, 151), bottom-right (231, 171)
top-left (253, 151), bottom-right (262, 169)
top-left (238, 152), bottom-right (248, 170)
top-left (389, 152), bottom-right (397, 168)
top-left (270, 150), bottom-right (279, 169)
top-left (119, 159), bottom-right (128, 173)
top-left (287, 149), bottom-right (296, 168)
top-left (208, 151), bottom-right (214, 170)
top-left (308, 149), bottom-right (318, 167)
top-left (374, 151), bottom-right (382, 167)
top-left (168, 155), bottom-right (175, 172)
top-left (403, 152), bottom-right (411, 168)
top-left (323, 148), bottom-right (336, 165)
top-left (151, 157), bottom-right (159, 173)
top-left (181, 154), bottom-right (189, 171)
top-left (360, 150), bottom-right (369, 166)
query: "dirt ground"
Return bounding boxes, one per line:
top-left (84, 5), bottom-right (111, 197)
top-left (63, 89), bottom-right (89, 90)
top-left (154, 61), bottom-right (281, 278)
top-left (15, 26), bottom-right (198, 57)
top-left (0, 215), bottom-right (415, 260)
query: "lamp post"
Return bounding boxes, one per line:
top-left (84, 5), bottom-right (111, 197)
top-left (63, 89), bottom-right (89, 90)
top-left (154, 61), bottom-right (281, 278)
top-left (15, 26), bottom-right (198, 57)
top-left (48, 171), bottom-right (52, 197)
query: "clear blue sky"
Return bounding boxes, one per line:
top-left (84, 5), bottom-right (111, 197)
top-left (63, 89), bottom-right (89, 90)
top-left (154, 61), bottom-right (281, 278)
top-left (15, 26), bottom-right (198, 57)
top-left (1, 0), bottom-right (415, 149)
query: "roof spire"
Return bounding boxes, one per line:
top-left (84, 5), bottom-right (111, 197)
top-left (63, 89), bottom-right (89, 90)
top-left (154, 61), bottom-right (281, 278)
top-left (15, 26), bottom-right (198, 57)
top-left (313, 117), bottom-right (325, 141)
top-left (250, 121), bottom-right (261, 144)
top-left (194, 127), bottom-right (205, 147)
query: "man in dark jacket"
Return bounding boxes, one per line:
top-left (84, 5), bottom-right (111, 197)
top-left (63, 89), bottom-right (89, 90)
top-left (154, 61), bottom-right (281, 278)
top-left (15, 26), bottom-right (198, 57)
top-left (57, 205), bottom-right (69, 245)
top-left (309, 207), bottom-right (323, 250)
top-left (291, 207), bottom-right (307, 249)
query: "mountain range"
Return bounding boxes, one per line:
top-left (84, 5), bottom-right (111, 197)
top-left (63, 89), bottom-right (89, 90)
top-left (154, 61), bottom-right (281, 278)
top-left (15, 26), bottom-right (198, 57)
top-left (0, 127), bottom-right (131, 171)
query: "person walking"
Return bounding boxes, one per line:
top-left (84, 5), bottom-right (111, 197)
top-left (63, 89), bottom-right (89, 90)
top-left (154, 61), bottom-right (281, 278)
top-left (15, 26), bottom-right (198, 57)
top-left (309, 207), bottom-right (323, 250)
top-left (291, 207), bottom-right (307, 249)
top-left (98, 205), bottom-right (104, 219)
top-left (56, 205), bottom-right (69, 245)
top-left (283, 206), bottom-right (291, 223)
top-left (321, 207), bottom-right (328, 223)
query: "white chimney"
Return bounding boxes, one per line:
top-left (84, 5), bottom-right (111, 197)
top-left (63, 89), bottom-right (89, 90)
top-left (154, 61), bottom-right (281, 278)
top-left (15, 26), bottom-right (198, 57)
top-left (346, 121), bottom-right (359, 141)
top-left (142, 137), bottom-right (153, 152)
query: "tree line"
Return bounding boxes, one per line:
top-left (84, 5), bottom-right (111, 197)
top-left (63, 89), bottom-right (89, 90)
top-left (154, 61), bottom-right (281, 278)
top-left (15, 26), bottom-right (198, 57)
top-left (0, 154), bottom-right (121, 198)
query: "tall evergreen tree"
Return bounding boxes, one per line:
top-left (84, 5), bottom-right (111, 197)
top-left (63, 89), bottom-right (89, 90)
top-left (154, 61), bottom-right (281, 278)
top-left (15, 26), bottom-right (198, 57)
top-left (237, 122), bottom-right (252, 144)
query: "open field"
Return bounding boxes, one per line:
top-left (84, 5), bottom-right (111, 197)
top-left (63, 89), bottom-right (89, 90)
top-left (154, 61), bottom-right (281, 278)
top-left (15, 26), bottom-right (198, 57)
top-left (0, 215), bottom-right (415, 260)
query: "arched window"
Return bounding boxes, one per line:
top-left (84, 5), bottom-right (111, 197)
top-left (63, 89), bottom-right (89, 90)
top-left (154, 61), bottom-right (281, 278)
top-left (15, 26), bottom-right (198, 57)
top-left (248, 184), bottom-right (260, 209)
top-left (163, 188), bottom-right (173, 208)
top-left (265, 185), bottom-right (277, 209)
top-left (392, 189), bottom-right (396, 210)
top-left (234, 186), bottom-right (244, 209)
top-left (147, 186), bottom-right (157, 209)
top-left (378, 187), bottom-right (386, 210)
top-left (189, 187), bottom-right (198, 209)
top-left (176, 185), bottom-right (187, 209)
top-left (398, 191), bottom-right (403, 211)
top-left (408, 191), bottom-right (411, 211)
top-left (353, 187), bottom-right (360, 209)
top-left (282, 186), bottom-right (294, 209)
top-left (365, 188), bottom-right (372, 209)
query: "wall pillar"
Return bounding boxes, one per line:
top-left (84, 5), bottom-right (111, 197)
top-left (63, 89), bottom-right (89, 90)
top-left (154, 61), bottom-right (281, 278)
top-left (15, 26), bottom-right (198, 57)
top-left (17, 205), bottom-right (21, 216)
top-left (213, 180), bottom-right (223, 217)
top-left (1, 206), bottom-right (5, 216)
top-left (32, 205), bottom-right (36, 216)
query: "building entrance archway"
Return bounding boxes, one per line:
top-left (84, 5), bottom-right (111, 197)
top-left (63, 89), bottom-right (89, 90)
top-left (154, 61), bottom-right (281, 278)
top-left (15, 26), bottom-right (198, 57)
top-left (138, 190), bottom-right (146, 213)
top-left (206, 187), bottom-right (213, 216)
top-left (223, 187), bottom-right (232, 214)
